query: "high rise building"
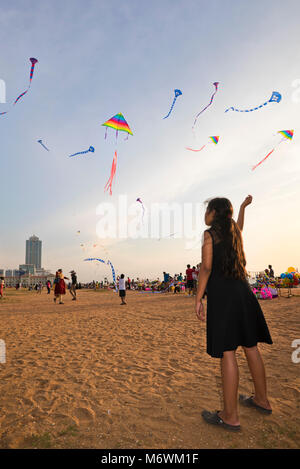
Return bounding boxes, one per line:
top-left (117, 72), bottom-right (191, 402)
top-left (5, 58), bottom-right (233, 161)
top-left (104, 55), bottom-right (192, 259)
top-left (25, 235), bottom-right (42, 269)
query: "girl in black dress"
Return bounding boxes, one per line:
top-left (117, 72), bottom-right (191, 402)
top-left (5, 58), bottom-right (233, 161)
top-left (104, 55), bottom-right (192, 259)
top-left (195, 195), bottom-right (273, 432)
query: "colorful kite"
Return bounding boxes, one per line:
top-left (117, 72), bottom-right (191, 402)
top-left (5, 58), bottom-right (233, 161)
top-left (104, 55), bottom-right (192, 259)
top-left (14, 58), bottom-right (38, 105)
top-left (225, 91), bottom-right (281, 113)
top-left (69, 146), bottom-right (95, 158)
top-left (186, 135), bottom-right (219, 152)
top-left (136, 198), bottom-right (145, 222)
top-left (192, 82), bottom-right (219, 130)
top-left (163, 89), bottom-right (182, 119)
top-left (102, 113), bottom-right (133, 195)
top-left (252, 130), bottom-right (294, 171)
top-left (84, 258), bottom-right (117, 291)
top-left (1, 57), bottom-right (38, 116)
top-left (37, 139), bottom-right (50, 151)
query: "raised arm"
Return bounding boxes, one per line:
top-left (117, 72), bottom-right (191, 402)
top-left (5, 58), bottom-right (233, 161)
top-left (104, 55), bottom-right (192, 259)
top-left (195, 231), bottom-right (213, 321)
top-left (237, 195), bottom-right (253, 231)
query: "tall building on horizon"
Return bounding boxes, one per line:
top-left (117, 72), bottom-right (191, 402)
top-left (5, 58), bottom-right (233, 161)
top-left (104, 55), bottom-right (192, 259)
top-left (25, 235), bottom-right (42, 269)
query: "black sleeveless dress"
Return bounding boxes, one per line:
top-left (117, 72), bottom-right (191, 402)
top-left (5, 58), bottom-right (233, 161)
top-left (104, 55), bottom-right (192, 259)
top-left (205, 228), bottom-right (273, 358)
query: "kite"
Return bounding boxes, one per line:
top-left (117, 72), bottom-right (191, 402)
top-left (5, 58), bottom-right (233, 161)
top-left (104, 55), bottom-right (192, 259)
top-left (136, 198), bottom-right (145, 222)
top-left (69, 146), bottom-right (95, 158)
top-left (14, 58), bottom-right (38, 105)
top-left (163, 89), bottom-right (182, 119)
top-left (192, 82), bottom-right (219, 130)
top-left (225, 91), bottom-right (281, 113)
top-left (102, 113), bottom-right (133, 195)
top-left (186, 135), bottom-right (219, 152)
top-left (252, 130), bottom-right (294, 171)
top-left (37, 139), bottom-right (50, 151)
top-left (84, 258), bottom-right (117, 291)
top-left (1, 57), bottom-right (38, 116)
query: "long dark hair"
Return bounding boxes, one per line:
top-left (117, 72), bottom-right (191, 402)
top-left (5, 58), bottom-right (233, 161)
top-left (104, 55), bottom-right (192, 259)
top-left (206, 197), bottom-right (247, 280)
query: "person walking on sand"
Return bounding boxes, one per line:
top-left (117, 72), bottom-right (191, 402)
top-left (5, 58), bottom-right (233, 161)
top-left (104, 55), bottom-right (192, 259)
top-left (69, 270), bottom-right (77, 301)
top-left (195, 195), bottom-right (273, 432)
top-left (0, 277), bottom-right (4, 299)
top-left (46, 280), bottom-right (51, 294)
top-left (119, 274), bottom-right (126, 305)
top-left (186, 264), bottom-right (194, 296)
top-left (54, 269), bottom-right (69, 305)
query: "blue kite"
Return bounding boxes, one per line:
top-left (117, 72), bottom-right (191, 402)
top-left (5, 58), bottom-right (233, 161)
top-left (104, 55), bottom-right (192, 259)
top-left (225, 91), bottom-right (282, 113)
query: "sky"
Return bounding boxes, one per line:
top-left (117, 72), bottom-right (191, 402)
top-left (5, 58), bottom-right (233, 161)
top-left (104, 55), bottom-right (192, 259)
top-left (1, 0), bottom-right (300, 282)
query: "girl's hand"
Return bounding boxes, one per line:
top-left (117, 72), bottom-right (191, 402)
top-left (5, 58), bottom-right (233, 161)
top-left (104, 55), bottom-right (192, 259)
top-left (241, 195), bottom-right (253, 208)
top-left (196, 300), bottom-right (205, 321)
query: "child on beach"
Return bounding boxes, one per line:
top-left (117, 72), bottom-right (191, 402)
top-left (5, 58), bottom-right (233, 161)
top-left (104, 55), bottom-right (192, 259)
top-left (195, 195), bottom-right (273, 432)
top-left (119, 274), bottom-right (126, 305)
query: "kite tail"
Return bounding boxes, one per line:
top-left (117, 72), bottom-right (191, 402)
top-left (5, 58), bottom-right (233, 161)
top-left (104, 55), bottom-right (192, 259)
top-left (252, 148), bottom-right (275, 171)
top-left (163, 96), bottom-right (176, 119)
top-left (14, 89), bottom-right (29, 105)
top-left (193, 82), bottom-right (219, 129)
top-left (69, 150), bottom-right (88, 157)
top-left (225, 101), bottom-right (268, 113)
top-left (104, 151), bottom-right (117, 195)
top-left (185, 145), bottom-right (206, 152)
top-left (107, 260), bottom-right (117, 291)
top-left (14, 58), bottom-right (37, 106)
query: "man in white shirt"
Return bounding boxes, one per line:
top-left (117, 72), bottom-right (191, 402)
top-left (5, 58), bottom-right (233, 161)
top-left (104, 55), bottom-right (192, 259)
top-left (119, 274), bottom-right (126, 305)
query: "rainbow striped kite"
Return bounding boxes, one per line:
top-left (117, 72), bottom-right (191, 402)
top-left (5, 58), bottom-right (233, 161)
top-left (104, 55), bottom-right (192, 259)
top-left (102, 113), bottom-right (133, 195)
top-left (186, 135), bottom-right (219, 152)
top-left (102, 113), bottom-right (133, 139)
top-left (252, 130), bottom-right (294, 170)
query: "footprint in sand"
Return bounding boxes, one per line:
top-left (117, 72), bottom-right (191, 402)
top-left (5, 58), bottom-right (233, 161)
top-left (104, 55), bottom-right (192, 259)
top-left (73, 407), bottom-right (95, 424)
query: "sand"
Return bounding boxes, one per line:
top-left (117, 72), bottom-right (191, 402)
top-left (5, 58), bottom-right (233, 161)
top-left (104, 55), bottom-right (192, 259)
top-left (0, 288), bottom-right (299, 449)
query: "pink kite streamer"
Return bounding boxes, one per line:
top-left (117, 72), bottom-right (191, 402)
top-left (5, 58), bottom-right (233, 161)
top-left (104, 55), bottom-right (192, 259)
top-left (104, 151), bottom-right (117, 196)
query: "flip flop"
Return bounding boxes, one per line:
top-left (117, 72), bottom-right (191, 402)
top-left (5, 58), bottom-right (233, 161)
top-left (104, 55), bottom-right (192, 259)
top-left (239, 395), bottom-right (272, 414)
top-left (201, 410), bottom-right (241, 432)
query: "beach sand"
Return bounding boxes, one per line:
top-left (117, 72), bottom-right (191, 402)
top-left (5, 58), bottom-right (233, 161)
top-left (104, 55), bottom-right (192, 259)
top-left (0, 288), bottom-right (299, 449)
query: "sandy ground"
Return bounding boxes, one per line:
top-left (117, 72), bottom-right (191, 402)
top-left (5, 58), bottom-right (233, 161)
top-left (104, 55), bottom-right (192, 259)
top-left (0, 287), bottom-right (299, 449)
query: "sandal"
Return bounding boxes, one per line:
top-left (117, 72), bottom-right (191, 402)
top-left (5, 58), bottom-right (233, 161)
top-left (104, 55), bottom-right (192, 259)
top-left (239, 395), bottom-right (272, 414)
top-left (201, 410), bottom-right (241, 432)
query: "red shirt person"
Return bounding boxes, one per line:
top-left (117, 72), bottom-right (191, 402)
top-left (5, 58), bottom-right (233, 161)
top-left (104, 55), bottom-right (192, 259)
top-left (186, 264), bottom-right (194, 295)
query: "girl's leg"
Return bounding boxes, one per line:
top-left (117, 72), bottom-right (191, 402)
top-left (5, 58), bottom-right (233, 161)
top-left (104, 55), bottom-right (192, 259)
top-left (243, 346), bottom-right (272, 410)
top-left (218, 350), bottom-right (240, 426)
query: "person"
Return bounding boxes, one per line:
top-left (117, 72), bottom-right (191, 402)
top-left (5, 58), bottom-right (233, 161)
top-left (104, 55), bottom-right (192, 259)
top-left (127, 277), bottom-right (131, 290)
top-left (0, 277), bottom-right (4, 299)
top-left (54, 269), bottom-right (69, 304)
top-left (268, 265), bottom-right (274, 278)
top-left (46, 280), bottom-right (51, 294)
top-left (186, 264), bottom-right (194, 296)
top-left (195, 195), bottom-right (273, 432)
top-left (119, 274), bottom-right (126, 305)
top-left (192, 266), bottom-right (199, 296)
top-left (37, 281), bottom-right (42, 294)
top-left (69, 270), bottom-right (77, 301)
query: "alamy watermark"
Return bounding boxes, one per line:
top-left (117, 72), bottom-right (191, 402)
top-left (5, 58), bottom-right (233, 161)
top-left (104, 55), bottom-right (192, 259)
top-left (0, 339), bottom-right (6, 364)
top-left (96, 195), bottom-right (204, 249)
top-left (0, 79), bottom-right (6, 103)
